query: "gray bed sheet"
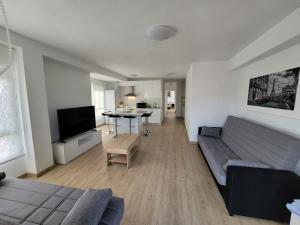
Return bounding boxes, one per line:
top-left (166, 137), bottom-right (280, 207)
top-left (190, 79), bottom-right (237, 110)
top-left (0, 178), bottom-right (124, 225)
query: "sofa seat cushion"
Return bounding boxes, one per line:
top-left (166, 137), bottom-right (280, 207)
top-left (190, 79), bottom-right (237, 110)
top-left (198, 135), bottom-right (239, 185)
top-left (0, 178), bottom-right (124, 225)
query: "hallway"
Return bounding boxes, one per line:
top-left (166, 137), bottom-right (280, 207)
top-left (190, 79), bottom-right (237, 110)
top-left (29, 116), bottom-right (283, 225)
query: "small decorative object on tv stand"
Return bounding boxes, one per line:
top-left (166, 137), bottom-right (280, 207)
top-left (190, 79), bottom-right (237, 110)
top-left (52, 129), bottom-right (102, 164)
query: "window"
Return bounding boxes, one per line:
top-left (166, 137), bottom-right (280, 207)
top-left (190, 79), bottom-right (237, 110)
top-left (0, 46), bottom-right (25, 164)
top-left (91, 79), bottom-right (105, 125)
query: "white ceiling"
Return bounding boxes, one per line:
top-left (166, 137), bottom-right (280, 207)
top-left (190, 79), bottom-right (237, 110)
top-left (90, 73), bottom-right (120, 82)
top-left (2, 0), bottom-right (300, 78)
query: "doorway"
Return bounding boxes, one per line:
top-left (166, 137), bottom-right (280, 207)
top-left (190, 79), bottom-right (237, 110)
top-left (164, 81), bottom-right (177, 118)
top-left (167, 90), bottom-right (176, 113)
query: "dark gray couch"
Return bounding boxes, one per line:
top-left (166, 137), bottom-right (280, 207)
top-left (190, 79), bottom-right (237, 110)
top-left (0, 178), bottom-right (124, 225)
top-left (198, 116), bottom-right (300, 222)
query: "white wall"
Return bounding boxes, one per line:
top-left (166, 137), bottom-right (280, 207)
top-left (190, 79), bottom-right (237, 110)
top-left (229, 42), bottom-right (300, 139)
top-left (44, 58), bottom-right (92, 142)
top-left (0, 26), bottom-right (126, 176)
top-left (185, 61), bottom-right (231, 142)
top-left (185, 44), bottom-right (300, 142)
top-left (185, 67), bottom-right (193, 139)
top-left (0, 157), bottom-right (26, 177)
top-left (175, 80), bottom-right (183, 117)
top-left (185, 7), bottom-right (300, 143)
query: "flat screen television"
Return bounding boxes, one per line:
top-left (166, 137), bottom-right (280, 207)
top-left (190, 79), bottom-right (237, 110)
top-left (57, 106), bottom-right (96, 141)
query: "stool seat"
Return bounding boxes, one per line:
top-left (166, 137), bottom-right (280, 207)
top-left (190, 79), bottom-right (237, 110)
top-left (123, 115), bottom-right (137, 119)
top-left (108, 114), bottom-right (122, 118)
top-left (141, 113), bottom-right (151, 118)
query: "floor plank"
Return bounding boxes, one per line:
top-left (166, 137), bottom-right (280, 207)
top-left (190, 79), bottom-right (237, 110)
top-left (26, 112), bottom-right (286, 225)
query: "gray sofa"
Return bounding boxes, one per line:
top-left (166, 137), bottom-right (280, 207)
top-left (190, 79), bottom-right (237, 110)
top-left (198, 116), bottom-right (300, 222)
top-left (0, 178), bottom-right (124, 225)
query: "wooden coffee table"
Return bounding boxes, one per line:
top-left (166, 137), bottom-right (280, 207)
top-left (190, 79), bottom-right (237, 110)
top-left (105, 134), bottom-right (140, 169)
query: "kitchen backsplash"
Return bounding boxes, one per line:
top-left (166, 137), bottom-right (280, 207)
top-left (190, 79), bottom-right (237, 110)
top-left (120, 97), bottom-right (161, 109)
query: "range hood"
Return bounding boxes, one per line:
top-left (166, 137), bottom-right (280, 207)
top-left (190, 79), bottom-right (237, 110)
top-left (124, 86), bottom-right (136, 97)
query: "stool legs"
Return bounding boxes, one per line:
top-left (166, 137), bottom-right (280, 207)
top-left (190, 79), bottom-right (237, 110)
top-left (129, 118), bottom-right (132, 134)
top-left (105, 116), bottom-right (112, 134)
top-left (144, 117), bottom-right (151, 136)
top-left (113, 117), bottom-right (118, 138)
top-left (107, 117), bottom-right (113, 134)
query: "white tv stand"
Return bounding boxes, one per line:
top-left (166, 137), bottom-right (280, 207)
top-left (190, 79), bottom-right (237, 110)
top-left (52, 129), bottom-right (102, 164)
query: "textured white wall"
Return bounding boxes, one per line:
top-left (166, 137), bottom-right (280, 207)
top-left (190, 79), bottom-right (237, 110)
top-left (44, 58), bottom-right (92, 142)
top-left (185, 61), bottom-right (231, 142)
top-left (0, 26), bottom-right (126, 175)
top-left (229, 43), bottom-right (300, 139)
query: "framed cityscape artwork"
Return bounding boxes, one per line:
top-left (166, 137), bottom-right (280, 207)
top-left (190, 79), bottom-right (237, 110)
top-left (247, 67), bottom-right (300, 110)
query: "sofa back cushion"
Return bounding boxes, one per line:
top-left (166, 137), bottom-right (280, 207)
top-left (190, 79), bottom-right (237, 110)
top-left (221, 116), bottom-right (300, 172)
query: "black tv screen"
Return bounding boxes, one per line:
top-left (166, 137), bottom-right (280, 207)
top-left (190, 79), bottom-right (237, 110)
top-left (57, 106), bottom-right (96, 141)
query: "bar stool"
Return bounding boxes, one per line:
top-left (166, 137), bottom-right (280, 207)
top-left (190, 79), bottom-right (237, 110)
top-left (141, 112), bottom-right (152, 136)
top-left (102, 112), bottom-right (112, 134)
top-left (108, 114), bottom-right (122, 138)
top-left (123, 115), bottom-right (137, 134)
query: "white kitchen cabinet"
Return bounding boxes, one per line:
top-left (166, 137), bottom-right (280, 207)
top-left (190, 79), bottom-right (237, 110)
top-left (143, 80), bottom-right (162, 99)
top-left (134, 81), bottom-right (144, 97)
top-left (117, 80), bottom-right (162, 99)
top-left (148, 108), bottom-right (162, 124)
top-left (118, 81), bottom-right (136, 86)
top-left (151, 80), bottom-right (162, 98)
top-left (143, 81), bottom-right (153, 98)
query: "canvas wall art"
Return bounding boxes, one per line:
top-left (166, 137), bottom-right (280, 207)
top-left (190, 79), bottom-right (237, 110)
top-left (247, 67), bottom-right (300, 110)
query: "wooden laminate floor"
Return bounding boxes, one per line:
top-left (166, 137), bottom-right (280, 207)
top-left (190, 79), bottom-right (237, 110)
top-left (27, 112), bottom-right (285, 225)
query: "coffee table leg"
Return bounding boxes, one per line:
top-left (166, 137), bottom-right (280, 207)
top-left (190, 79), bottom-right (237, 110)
top-left (127, 152), bottom-right (131, 169)
top-left (107, 153), bottom-right (112, 166)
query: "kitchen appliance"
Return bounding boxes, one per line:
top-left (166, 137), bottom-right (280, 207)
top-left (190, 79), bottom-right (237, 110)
top-left (124, 86), bottom-right (136, 97)
top-left (136, 102), bottom-right (148, 108)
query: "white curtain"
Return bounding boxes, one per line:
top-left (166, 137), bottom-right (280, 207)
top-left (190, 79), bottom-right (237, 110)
top-left (91, 79), bottom-right (105, 125)
top-left (0, 48), bottom-right (25, 164)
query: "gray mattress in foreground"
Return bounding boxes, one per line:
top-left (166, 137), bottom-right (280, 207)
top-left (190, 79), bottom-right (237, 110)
top-left (0, 178), bottom-right (124, 225)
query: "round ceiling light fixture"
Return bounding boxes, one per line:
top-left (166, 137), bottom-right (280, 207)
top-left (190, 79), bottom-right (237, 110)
top-left (146, 25), bottom-right (177, 41)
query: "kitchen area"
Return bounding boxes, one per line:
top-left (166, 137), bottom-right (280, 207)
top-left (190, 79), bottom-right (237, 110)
top-left (115, 80), bottom-right (163, 124)
top-left (91, 76), bottom-right (186, 136)
top-left (90, 78), bottom-right (163, 137)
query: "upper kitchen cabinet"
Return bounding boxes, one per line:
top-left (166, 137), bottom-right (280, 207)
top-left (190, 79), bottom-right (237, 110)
top-left (134, 81), bottom-right (144, 97)
top-left (117, 80), bottom-right (162, 99)
top-left (143, 80), bottom-right (162, 99)
top-left (118, 81), bottom-right (136, 86)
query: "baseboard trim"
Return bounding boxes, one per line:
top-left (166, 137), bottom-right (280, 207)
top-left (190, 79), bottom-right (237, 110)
top-left (18, 173), bottom-right (28, 178)
top-left (36, 164), bottom-right (56, 177)
top-left (18, 164), bottom-right (56, 178)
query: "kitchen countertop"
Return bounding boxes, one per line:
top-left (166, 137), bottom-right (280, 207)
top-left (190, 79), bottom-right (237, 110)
top-left (106, 109), bottom-right (152, 116)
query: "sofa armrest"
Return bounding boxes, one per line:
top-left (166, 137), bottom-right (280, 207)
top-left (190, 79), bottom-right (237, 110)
top-left (226, 166), bottom-right (300, 222)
